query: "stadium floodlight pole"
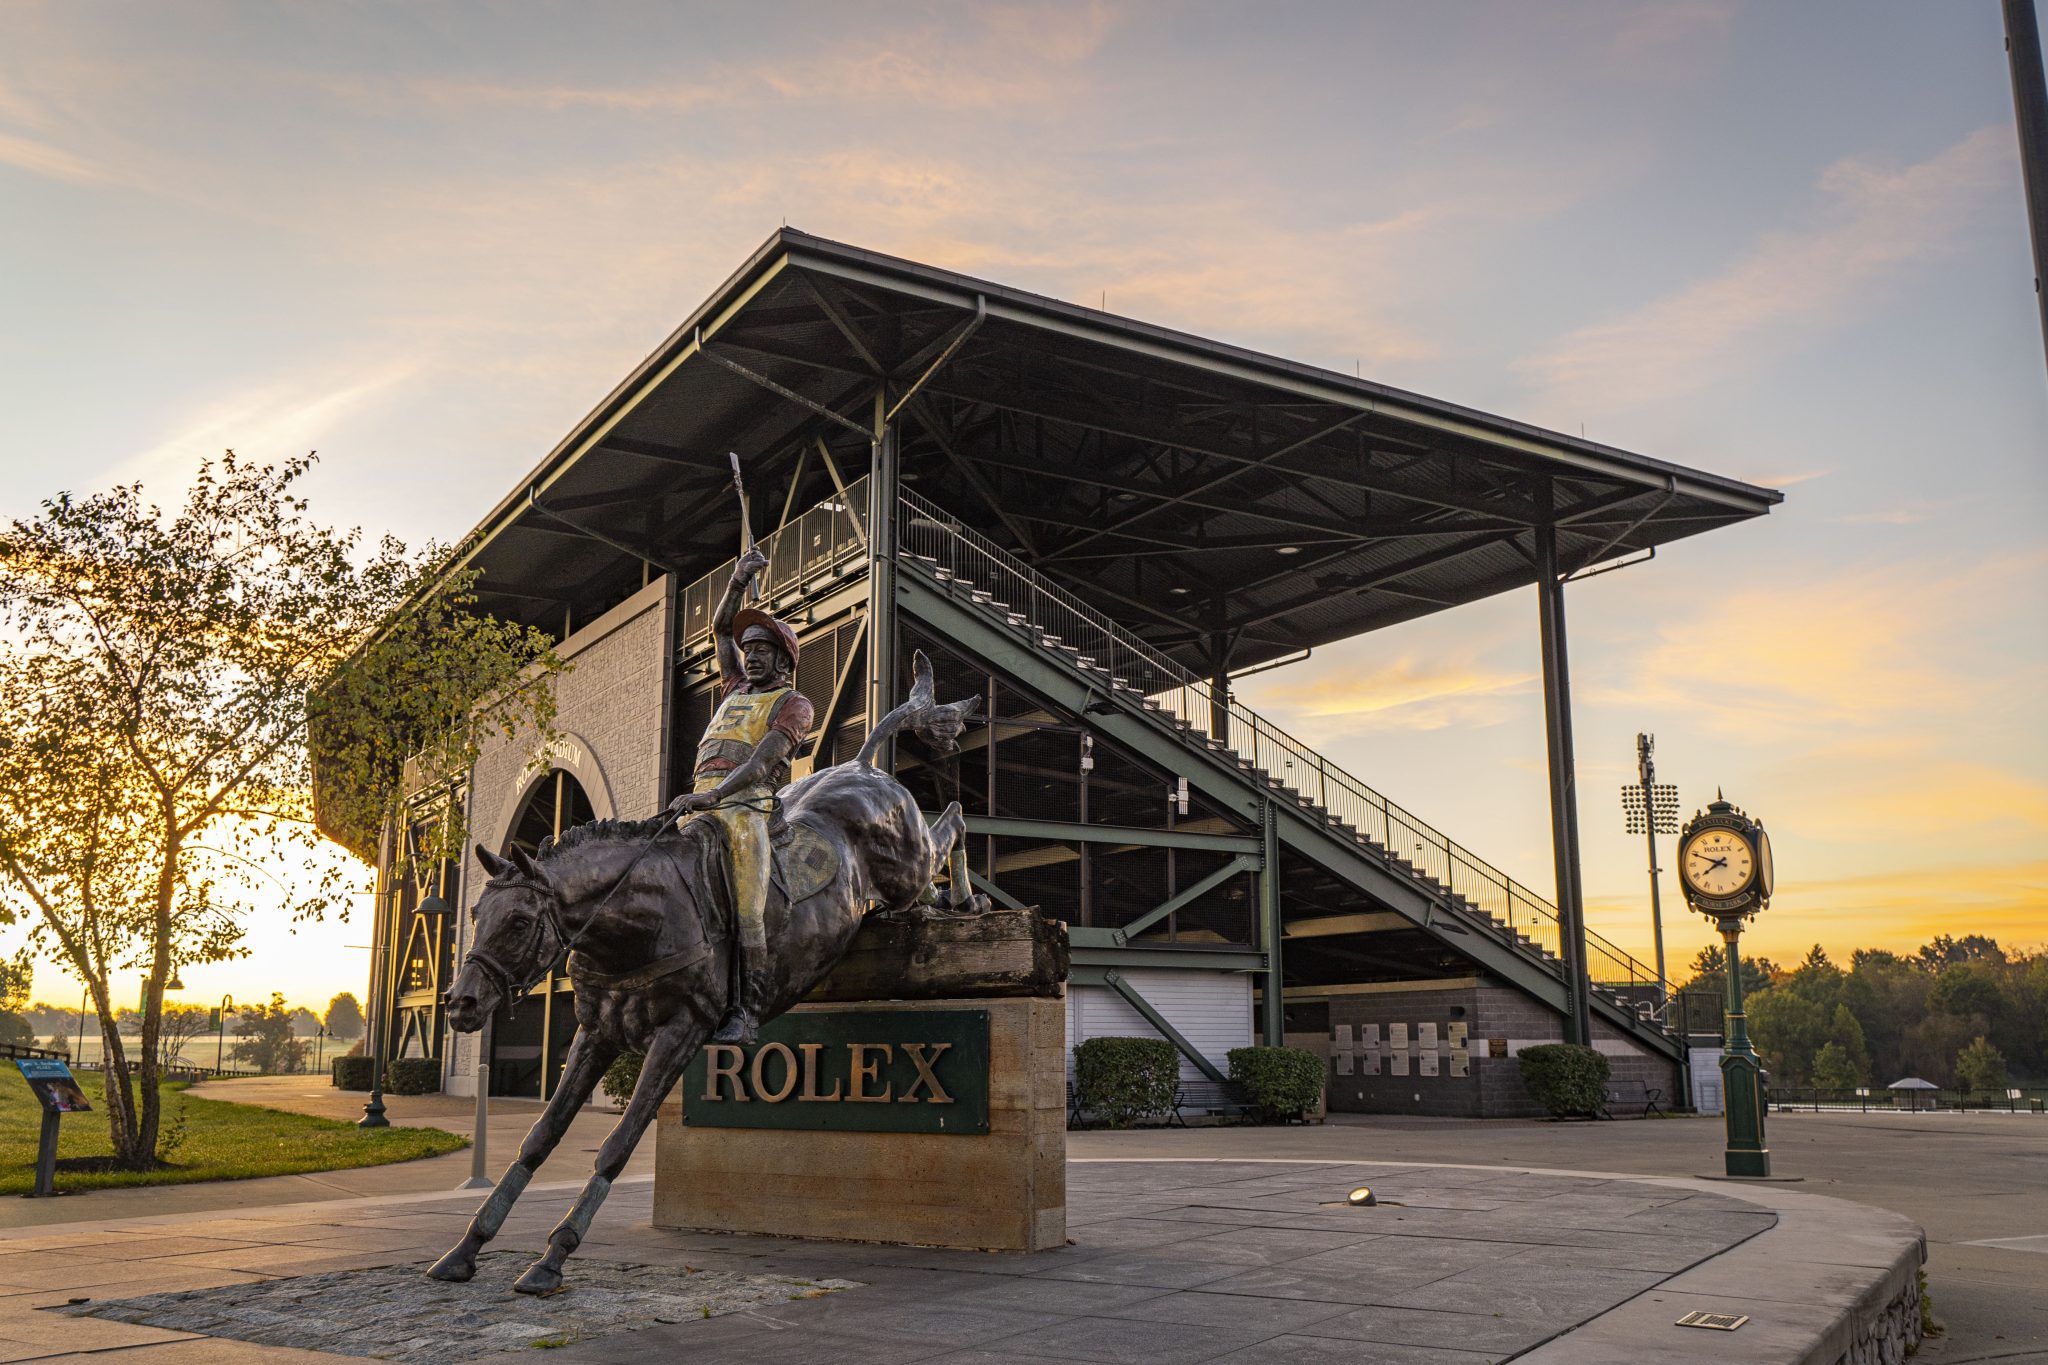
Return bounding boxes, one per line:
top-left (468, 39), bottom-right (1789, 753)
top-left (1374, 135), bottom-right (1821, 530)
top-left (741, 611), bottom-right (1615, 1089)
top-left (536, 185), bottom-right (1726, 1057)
top-left (1641, 737), bottom-right (1666, 997)
top-left (2007, 0), bottom-right (2048, 377)
top-left (1620, 733), bottom-right (1680, 1003)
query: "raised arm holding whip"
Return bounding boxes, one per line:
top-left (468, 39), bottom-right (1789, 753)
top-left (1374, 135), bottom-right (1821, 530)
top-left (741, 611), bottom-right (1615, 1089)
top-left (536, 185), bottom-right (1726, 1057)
top-left (665, 450), bottom-right (812, 1044)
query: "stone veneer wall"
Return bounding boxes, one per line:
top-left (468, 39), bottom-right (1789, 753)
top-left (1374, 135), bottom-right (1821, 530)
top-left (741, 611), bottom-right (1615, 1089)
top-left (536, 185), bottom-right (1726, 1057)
top-left (1839, 1274), bottom-right (1924, 1365)
top-left (1286, 976), bottom-right (1682, 1118)
top-left (440, 576), bottom-right (674, 1092)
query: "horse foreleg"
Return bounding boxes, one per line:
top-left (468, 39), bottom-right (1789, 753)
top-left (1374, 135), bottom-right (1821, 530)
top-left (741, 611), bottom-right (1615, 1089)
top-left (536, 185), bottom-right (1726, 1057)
top-left (427, 1030), bottom-right (619, 1284)
top-left (514, 1014), bottom-right (708, 1295)
top-left (926, 801), bottom-right (988, 911)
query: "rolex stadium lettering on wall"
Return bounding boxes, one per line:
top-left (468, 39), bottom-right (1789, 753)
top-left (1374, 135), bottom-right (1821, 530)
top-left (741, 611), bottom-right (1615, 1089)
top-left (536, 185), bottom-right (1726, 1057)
top-left (681, 1008), bottom-right (991, 1134)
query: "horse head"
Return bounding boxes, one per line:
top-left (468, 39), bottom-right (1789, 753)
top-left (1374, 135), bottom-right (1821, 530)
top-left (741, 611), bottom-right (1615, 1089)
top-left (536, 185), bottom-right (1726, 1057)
top-left (444, 842), bottom-right (564, 1033)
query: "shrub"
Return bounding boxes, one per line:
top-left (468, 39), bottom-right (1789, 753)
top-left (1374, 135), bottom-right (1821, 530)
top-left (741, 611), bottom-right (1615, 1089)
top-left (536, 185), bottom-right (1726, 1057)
top-left (1517, 1043), bottom-right (1610, 1118)
top-left (331, 1055), bottom-right (373, 1090)
top-left (1074, 1036), bottom-right (1177, 1128)
top-left (602, 1051), bottom-right (644, 1105)
top-left (1227, 1046), bottom-right (1325, 1122)
top-left (386, 1058), bottom-right (442, 1095)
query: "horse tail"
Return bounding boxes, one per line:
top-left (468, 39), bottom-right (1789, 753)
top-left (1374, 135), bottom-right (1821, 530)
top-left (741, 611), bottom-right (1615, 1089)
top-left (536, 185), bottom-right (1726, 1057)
top-left (855, 649), bottom-right (980, 766)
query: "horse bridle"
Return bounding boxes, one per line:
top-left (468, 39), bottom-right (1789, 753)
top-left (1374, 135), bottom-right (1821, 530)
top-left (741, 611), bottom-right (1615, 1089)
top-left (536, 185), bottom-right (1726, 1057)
top-left (464, 878), bottom-right (573, 1012)
top-left (466, 792), bottom-right (785, 1011)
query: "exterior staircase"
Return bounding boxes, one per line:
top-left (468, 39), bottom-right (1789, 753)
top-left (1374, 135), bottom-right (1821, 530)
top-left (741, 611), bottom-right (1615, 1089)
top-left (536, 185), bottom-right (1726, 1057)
top-left (895, 488), bottom-right (1681, 1062)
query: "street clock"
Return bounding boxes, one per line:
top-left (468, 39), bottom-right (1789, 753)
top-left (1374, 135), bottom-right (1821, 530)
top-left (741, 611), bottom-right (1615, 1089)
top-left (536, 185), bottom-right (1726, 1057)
top-left (1678, 795), bottom-right (1772, 918)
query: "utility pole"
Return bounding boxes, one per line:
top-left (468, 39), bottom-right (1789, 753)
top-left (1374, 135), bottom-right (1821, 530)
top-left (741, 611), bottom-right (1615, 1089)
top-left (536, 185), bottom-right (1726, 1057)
top-left (1620, 734), bottom-right (1678, 1006)
top-left (2006, 0), bottom-right (2048, 376)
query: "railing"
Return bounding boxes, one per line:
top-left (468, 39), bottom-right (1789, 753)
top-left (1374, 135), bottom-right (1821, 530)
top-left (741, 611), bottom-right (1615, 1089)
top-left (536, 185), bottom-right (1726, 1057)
top-left (675, 479), bottom-right (870, 654)
top-left (898, 488), bottom-right (1673, 1028)
top-left (1768, 1086), bottom-right (2048, 1114)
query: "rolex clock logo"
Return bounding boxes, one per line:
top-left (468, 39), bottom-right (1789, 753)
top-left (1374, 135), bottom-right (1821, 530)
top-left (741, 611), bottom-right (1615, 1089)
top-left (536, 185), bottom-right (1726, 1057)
top-left (1677, 794), bottom-right (1774, 918)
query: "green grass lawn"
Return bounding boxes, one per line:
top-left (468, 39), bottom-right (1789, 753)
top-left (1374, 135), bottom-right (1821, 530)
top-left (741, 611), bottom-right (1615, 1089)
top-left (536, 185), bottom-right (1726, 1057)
top-left (0, 1070), bottom-right (467, 1195)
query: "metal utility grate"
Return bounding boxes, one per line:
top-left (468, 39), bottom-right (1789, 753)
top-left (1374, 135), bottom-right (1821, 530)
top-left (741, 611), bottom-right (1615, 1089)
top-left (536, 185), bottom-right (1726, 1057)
top-left (1675, 1310), bottom-right (1750, 1330)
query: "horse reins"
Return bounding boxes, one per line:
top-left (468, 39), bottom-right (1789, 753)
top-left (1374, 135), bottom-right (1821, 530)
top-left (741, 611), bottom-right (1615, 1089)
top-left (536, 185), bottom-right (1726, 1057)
top-left (468, 793), bottom-right (780, 1007)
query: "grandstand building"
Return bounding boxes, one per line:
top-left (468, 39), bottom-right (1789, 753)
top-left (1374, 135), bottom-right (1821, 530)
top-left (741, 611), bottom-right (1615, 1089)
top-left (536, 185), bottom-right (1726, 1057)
top-left (348, 230), bottom-right (1779, 1117)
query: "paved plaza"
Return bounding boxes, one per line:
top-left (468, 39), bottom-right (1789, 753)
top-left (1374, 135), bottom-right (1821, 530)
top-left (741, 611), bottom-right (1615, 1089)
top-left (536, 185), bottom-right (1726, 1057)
top-left (0, 1080), bottom-right (2037, 1362)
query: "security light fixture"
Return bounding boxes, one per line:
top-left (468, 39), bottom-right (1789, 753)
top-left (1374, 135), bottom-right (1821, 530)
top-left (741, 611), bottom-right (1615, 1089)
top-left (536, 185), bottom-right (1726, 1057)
top-left (1347, 1186), bottom-right (1376, 1206)
top-left (1276, 545), bottom-right (1301, 555)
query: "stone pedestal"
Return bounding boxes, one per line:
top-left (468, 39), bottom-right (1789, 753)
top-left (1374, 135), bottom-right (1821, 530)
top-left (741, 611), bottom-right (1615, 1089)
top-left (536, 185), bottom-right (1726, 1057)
top-left (653, 908), bottom-right (1068, 1252)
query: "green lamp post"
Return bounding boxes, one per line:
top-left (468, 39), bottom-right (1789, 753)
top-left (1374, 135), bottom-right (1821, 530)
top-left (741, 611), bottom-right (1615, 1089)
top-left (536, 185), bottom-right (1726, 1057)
top-left (1678, 794), bottom-right (1775, 1178)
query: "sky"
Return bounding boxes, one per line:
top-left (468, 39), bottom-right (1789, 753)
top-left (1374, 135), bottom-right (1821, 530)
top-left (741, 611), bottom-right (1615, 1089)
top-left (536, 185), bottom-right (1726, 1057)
top-left (1, 1), bottom-right (2043, 1013)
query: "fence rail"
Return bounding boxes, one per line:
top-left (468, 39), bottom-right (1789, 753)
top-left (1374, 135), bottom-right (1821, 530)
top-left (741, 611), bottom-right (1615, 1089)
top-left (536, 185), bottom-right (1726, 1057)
top-left (1768, 1086), bottom-right (2048, 1113)
top-left (897, 488), bottom-right (1673, 1031)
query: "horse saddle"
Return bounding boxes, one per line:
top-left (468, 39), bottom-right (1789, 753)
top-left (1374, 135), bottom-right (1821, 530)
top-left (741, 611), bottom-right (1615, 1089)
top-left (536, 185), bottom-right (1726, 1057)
top-left (771, 817), bottom-right (841, 906)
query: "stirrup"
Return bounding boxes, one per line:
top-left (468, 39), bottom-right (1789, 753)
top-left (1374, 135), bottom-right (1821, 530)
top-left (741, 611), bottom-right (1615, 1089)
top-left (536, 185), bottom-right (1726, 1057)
top-left (711, 1008), bottom-right (759, 1047)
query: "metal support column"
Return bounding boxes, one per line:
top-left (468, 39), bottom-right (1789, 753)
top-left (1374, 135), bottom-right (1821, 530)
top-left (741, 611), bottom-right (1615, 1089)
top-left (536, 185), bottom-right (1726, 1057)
top-left (358, 819), bottom-right (393, 1128)
top-left (1259, 798), bottom-right (1284, 1046)
top-left (1207, 627), bottom-right (1231, 743)
top-left (2005, 0), bottom-right (2048, 375)
top-left (1534, 506), bottom-right (1593, 1047)
top-left (865, 404), bottom-right (900, 768)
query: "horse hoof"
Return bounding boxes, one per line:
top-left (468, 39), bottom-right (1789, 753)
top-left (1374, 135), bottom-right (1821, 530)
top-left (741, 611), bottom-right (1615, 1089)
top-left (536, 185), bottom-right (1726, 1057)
top-left (425, 1249), bottom-right (476, 1283)
top-left (513, 1262), bottom-right (564, 1296)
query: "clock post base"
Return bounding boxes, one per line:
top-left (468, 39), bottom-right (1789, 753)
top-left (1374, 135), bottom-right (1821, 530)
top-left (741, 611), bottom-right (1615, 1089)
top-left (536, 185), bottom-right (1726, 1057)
top-left (1723, 1147), bottom-right (1772, 1179)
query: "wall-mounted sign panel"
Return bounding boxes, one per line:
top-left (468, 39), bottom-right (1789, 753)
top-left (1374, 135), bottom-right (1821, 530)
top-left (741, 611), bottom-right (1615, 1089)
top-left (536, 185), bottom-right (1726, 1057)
top-left (682, 1008), bottom-right (989, 1134)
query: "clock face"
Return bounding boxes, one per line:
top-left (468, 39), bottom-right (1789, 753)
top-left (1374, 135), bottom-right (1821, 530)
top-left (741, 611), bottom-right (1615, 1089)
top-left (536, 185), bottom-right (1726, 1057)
top-left (1682, 828), bottom-right (1755, 900)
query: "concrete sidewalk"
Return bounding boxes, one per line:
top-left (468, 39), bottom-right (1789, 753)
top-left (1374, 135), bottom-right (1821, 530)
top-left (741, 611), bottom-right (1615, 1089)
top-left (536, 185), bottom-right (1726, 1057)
top-left (1069, 1110), bottom-right (2048, 1360)
top-left (4, 1157), bottom-right (1921, 1364)
top-left (0, 1077), bottom-right (653, 1231)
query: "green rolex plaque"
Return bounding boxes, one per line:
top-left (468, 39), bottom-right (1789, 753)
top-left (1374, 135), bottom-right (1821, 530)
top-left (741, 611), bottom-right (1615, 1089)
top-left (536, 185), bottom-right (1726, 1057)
top-left (682, 1008), bottom-right (990, 1134)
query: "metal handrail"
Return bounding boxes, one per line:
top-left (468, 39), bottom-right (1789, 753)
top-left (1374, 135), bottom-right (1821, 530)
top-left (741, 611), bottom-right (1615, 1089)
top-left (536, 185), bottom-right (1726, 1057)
top-left (898, 487), bottom-right (1671, 1026)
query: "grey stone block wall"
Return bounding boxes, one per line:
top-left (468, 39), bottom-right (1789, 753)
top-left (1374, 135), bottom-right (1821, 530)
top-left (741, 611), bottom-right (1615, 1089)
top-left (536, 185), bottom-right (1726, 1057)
top-left (1299, 977), bottom-right (1682, 1119)
top-left (441, 576), bottom-right (673, 1089)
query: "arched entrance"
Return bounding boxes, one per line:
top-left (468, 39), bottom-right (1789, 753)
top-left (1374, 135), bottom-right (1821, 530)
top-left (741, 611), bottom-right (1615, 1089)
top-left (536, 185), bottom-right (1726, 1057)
top-left (487, 769), bottom-right (595, 1099)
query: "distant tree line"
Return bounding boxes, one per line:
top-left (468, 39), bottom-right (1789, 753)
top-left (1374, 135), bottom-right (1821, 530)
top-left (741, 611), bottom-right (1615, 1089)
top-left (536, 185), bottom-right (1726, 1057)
top-left (9, 989), bottom-right (367, 1069)
top-left (1678, 935), bottom-right (2046, 1090)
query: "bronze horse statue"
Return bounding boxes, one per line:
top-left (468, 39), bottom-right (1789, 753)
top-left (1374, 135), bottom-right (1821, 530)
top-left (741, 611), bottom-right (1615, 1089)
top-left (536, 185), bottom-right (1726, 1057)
top-left (430, 652), bottom-right (980, 1294)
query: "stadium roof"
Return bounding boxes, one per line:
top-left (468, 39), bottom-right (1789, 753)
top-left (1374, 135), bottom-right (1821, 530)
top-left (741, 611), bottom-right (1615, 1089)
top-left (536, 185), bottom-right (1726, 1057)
top-left (460, 228), bottom-right (1782, 672)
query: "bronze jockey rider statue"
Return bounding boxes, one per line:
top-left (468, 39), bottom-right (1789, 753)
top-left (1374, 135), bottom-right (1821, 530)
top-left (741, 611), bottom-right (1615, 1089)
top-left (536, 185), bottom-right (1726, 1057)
top-left (666, 544), bottom-right (812, 1045)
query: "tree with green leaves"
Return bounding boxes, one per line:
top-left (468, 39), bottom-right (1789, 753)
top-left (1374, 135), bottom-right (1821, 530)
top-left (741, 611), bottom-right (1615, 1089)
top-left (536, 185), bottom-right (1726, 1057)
top-left (1956, 1036), bottom-right (2008, 1092)
top-left (0, 956), bottom-right (31, 1047)
top-left (324, 992), bottom-right (365, 1040)
top-left (1811, 1041), bottom-right (1863, 1091)
top-left (228, 993), bottom-right (309, 1074)
top-left (0, 453), bottom-right (563, 1169)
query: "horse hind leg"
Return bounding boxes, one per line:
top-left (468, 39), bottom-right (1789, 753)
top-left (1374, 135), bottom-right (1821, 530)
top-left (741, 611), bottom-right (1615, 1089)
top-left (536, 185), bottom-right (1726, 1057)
top-left (515, 1012), bottom-right (710, 1295)
top-left (427, 1030), bottom-right (618, 1284)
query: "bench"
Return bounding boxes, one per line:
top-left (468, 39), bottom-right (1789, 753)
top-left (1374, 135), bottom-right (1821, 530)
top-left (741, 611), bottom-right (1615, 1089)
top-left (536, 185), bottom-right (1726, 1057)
top-left (1602, 1080), bottom-right (1665, 1119)
top-left (1170, 1080), bottom-right (1260, 1126)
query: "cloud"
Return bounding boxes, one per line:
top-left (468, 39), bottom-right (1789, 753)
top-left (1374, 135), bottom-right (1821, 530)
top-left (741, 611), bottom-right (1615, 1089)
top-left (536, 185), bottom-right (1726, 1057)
top-left (1586, 858), bottom-right (2048, 965)
top-left (339, 3), bottom-right (1121, 116)
top-left (1514, 125), bottom-right (2011, 418)
top-left (1597, 551), bottom-right (2048, 738)
top-left (1827, 502), bottom-right (1944, 527)
top-left (113, 360), bottom-right (422, 494)
top-left (1607, 1), bottom-right (1736, 73)
top-left (1244, 652), bottom-right (1534, 736)
top-left (0, 127), bottom-right (107, 184)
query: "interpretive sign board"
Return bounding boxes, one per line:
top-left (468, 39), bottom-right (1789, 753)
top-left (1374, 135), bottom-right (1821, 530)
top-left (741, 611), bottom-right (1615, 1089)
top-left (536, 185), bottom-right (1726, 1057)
top-left (681, 1008), bottom-right (990, 1135)
top-left (15, 1058), bottom-right (89, 1198)
top-left (16, 1058), bottom-right (90, 1113)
